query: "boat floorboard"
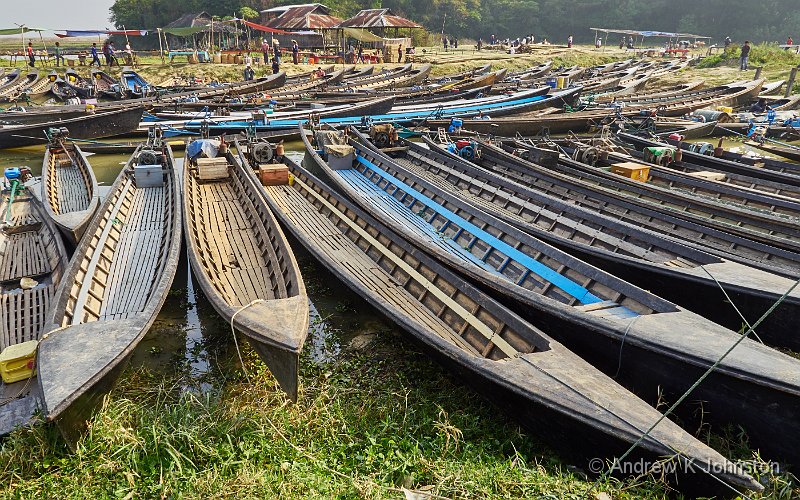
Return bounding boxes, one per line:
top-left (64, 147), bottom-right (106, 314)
top-left (51, 153), bottom-right (90, 214)
top-left (189, 178), bottom-right (280, 307)
top-left (266, 183), bottom-right (481, 355)
top-left (98, 183), bottom-right (165, 320)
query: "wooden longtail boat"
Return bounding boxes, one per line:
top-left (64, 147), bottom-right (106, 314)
top-left (50, 74), bottom-right (78, 101)
top-left (41, 133), bottom-right (100, 245)
top-left (19, 72), bottom-right (55, 98)
top-left (474, 139), bottom-right (800, 278)
top-left (90, 68), bottom-right (121, 99)
top-left (182, 138), bottom-right (308, 400)
top-left (0, 72), bottom-right (39, 102)
top-left (36, 136), bottom-right (182, 448)
top-left (508, 60), bottom-right (552, 80)
top-left (119, 67), bottom-right (150, 98)
top-left (0, 106), bottom-right (144, 149)
top-left (301, 127), bottom-right (800, 467)
top-left (0, 69), bottom-right (21, 91)
top-left (619, 132), bottom-right (800, 186)
top-left (385, 134), bottom-right (800, 352)
top-left (0, 178), bottom-right (68, 436)
top-left (64, 69), bottom-right (95, 98)
top-left (499, 145), bottom-right (800, 252)
top-left (341, 64), bottom-right (432, 91)
top-left (77, 128), bottom-right (308, 155)
top-left (594, 80), bottom-right (705, 103)
top-left (565, 139), bottom-right (800, 212)
top-left (261, 156), bottom-right (760, 496)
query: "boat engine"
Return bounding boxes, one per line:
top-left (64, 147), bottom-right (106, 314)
top-left (369, 124), bottom-right (397, 149)
top-left (251, 141), bottom-right (275, 164)
top-left (137, 149), bottom-right (160, 166)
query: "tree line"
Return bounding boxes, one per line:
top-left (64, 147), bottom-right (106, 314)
top-left (110, 0), bottom-right (800, 45)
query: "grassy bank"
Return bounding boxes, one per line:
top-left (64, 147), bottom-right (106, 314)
top-left (1, 321), bottom-right (797, 498)
top-left (0, 330), bottom-right (672, 498)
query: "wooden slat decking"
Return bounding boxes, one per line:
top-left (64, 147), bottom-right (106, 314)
top-left (266, 181), bottom-right (498, 357)
top-left (0, 193), bottom-right (64, 351)
top-left (63, 167), bottom-right (173, 325)
top-left (186, 168), bottom-right (283, 308)
top-left (45, 147), bottom-right (91, 215)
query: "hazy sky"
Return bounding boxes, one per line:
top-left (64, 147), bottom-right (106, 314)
top-left (3, 0), bottom-right (115, 33)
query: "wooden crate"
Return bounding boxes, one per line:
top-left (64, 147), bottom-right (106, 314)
top-left (196, 157), bottom-right (230, 181)
top-left (609, 161), bottom-right (650, 182)
top-left (258, 164), bottom-right (289, 186)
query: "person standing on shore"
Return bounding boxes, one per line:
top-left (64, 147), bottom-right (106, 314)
top-left (398, 44), bottom-right (403, 63)
top-left (26, 42), bottom-right (35, 67)
top-left (292, 40), bottom-right (299, 64)
top-left (54, 42), bottom-right (65, 66)
top-left (271, 57), bottom-right (280, 75)
top-left (90, 42), bottom-right (101, 66)
top-left (261, 38), bottom-right (269, 65)
top-left (740, 40), bottom-right (751, 70)
top-left (567, 35), bottom-right (573, 48)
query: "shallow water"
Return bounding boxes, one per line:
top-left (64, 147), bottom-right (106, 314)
top-left (0, 143), bottom-right (399, 390)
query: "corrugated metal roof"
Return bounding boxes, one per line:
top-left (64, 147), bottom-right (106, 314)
top-left (261, 3), bottom-right (326, 14)
top-left (263, 5), bottom-right (342, 30)
top-left (338, 9), bottom-right (422, 29)
top-left (165, 12), bottom-right (212, 29)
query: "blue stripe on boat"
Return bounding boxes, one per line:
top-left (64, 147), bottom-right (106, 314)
top-left (350, 154), bottom-right (603, 305)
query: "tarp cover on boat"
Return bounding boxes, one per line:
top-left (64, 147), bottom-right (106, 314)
top-left (186, 139), bottom-right (220, 160)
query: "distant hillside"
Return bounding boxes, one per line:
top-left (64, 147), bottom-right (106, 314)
top-left (110, 0), bottom-right (800, 45)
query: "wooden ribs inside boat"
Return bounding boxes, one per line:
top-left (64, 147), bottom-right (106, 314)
top-left (183, 140), bottom-right (308, 400)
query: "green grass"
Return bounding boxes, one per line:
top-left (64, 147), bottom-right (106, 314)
top-left (0, 331), bottom-right (677, 499)
top-left (1, 328), bottom-right (797, 498)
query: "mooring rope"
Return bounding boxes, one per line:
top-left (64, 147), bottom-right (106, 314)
top-left (230, 299), bottom-right (265, 382)
top-left (588, 276), bottom-right (800, 498)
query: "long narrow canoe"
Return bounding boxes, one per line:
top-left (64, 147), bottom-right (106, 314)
top-left (303, 126), bottom-right (800, 466)
top-left (65, 69), bottom-right (95, 98)
top-left (36, 138), bottom-right (182, 448)
top-left (383, 134), bottom-right (800, 352)
top-left (472, 139), bottom-right (800, 279)
top-left (182, 138), bottom-right (308, 400)
top-left (618, 132), bottom-right (800, 187)
top-left (41, 135), bottom-right (100, 245)
top-left (0, 181), bottom-right (68, 436)
top-left (0, 107), bottom-right (144, 149)
top-left (90, 68), bottom-right (122, 99)
top-left (0, 72), bottom-right (39, 102)
top-left (261, 157), bottom-right (760, 495)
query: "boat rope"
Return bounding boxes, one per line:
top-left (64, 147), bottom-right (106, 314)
top-left (230, 299), bottom-right (265, 382)
top-left (612, 316), bottom-right (638, 379)
top-left (589, 277), bottom-right (800, 498)
top-left (517, 352), bottom-right (748, 499)
top-left (700, 265), bottom-right (764, 344)
top-left (0, 372), bottom-right (34, 407)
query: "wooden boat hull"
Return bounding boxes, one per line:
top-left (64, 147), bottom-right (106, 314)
top-left (0, 184), bottom-right (68, 436)
top-left (182, 140), bottom-right (308, 400)
top-left (325, 128), bottom-right (800, 467)
top-left (36, 140), bottom-right (182, 448)
top-left (42, 140), bottom-right (100, 245)
top-left (405, 136), bottom-right (800, 354)
top-left (0, 107), bottom-right (144, 149)
top-left (65, 70), bottom-right (95, 98)
top-left (262, 158), bottom-right (760, 495)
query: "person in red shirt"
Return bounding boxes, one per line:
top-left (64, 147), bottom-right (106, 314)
top-left (26, 42), bottom-right (35, 67)
top-left (788, 36), bottom-right (794, 45)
